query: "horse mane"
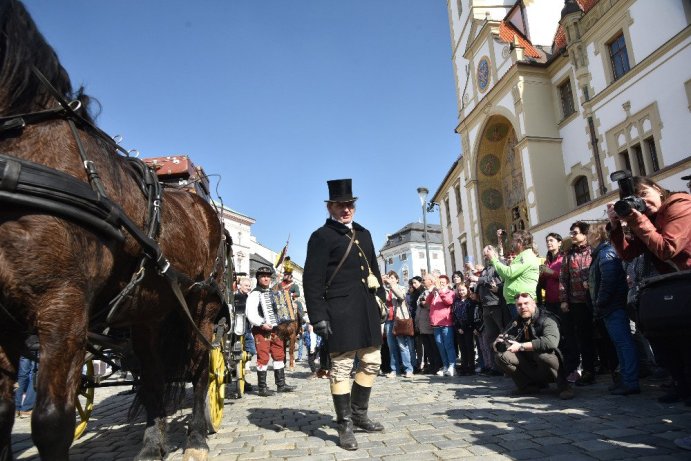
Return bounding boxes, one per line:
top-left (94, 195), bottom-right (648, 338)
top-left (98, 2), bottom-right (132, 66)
top-left (0, 0), bottom-right (95, 121)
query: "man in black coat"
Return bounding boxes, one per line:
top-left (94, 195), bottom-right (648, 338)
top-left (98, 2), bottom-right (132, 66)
top-left (303, 178), bottom-right (385, 451)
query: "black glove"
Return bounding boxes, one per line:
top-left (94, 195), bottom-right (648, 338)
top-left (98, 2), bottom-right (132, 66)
top-left (313, 320), bottom-right (332, 339)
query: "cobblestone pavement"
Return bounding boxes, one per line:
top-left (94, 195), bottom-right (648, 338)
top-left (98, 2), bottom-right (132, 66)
top-left (11, 360), bottom-right (691, 460)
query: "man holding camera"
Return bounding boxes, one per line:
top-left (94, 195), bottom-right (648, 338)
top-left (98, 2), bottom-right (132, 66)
top-left (494, 293), bottom-right (573, 399)
top-left (303, 179), bottom-right (385, 451)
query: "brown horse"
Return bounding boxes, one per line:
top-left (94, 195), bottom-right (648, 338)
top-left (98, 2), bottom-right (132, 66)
top-left (276, 320), bottom-right (300, 370)
top-left (0, 1), bottom-right (226, 460)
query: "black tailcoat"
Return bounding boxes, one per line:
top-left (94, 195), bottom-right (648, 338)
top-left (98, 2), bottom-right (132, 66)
top-left (303, 219), bottom-right (384, 353)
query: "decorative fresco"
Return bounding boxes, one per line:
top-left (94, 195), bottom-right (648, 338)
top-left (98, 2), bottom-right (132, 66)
top-left (476, 116), bottom-right (528, 248)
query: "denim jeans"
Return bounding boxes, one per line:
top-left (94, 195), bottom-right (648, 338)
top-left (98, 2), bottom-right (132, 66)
top-left (384, 320), bottom-right (403, 373)
top-left (604, 309), bottom-right (639, 389)
top-left (433, 326), bottom-right (456, 369)
top-left (15, 357), bottom-right (37, 412)
top-left (396, 335), bottom-right (416, 374)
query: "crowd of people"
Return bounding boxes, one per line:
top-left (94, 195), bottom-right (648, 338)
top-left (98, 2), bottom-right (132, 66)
top-left (241, 175), bottom-right (690, 452)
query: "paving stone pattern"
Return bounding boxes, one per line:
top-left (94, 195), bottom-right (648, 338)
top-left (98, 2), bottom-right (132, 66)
top-left (11, 362), bottom-right (691, 460)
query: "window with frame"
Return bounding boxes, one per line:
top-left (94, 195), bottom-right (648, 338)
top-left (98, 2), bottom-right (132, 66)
top-left (608, 33), bottom-right (630, 81)
top-left (559, 79), bottom-right (575, 118)
top-left (432, 253), bottom-right (439, 260)
top-left (399, 253), bottom-right (407, 261)
top-left (619, 151), bottom-right (632, 172)
top-left (460, 241), bottom-right (468, 265)
top-left (448, 247), bottom-right (456, 274)
top-left (387, 257), bottom-right (394, 265)
top-left (454, 183), bottom-right (463, 214)
top-left (645, 137), bottom-right (660, 173)
top-left (574, 176), bottom-right (591, 206)
top-left (418, 252), bottom-right (425, 259)
top-left (632, 144), bottom-right (646, 176)
top-left (444, 198), bottom-right (451, 224)
top-left (456, 0), bottom-right (462, 17)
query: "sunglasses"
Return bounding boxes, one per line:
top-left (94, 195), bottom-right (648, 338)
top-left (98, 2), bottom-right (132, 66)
top-left (514, 292), bottom-right (534, 300)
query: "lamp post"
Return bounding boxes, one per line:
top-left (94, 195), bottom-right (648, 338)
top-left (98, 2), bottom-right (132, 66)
top-left (417, 187), bottom-right (431, 275)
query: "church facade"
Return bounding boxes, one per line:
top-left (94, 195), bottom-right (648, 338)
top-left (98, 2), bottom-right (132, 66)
top-left (433, 0), bottom-right (691, 268)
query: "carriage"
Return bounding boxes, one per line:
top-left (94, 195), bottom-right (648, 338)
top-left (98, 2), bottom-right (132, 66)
top-left (0, 1), bottom-right (245, 459)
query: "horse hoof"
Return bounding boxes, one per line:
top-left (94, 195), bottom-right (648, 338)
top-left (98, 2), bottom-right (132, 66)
top-left (183, 448), bottom-right (209, 461)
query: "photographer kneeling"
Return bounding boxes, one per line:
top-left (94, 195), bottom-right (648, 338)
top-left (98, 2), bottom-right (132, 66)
top-left (493, 293), bottom-right (573, 399)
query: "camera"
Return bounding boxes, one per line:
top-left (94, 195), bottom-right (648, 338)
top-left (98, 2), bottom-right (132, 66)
top-left (495, 334), bottom-right (516, 353)
top-left (610, 170), bottom-right (647, 217)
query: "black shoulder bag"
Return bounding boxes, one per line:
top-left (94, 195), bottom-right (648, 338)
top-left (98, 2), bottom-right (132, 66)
top-left (635, 268), bottom-right (691, 336)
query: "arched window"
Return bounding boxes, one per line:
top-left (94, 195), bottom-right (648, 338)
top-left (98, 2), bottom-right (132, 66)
top-left (574, 176), bottom-right (591, 206)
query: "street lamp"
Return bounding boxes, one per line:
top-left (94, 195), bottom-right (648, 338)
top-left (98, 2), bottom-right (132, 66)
top-left (417, 187), bottom-right (431, 274)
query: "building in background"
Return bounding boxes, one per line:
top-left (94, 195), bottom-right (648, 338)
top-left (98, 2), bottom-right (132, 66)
top-left (379, 223), bottom-right (447, 284)
top-left (219, 204), bottom-right (303, 291)
top-left (434, 0), bottom-right (691, 268)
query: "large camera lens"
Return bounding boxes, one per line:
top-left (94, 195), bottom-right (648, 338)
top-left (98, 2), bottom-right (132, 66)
top-left (495, 341), bottom-right (508, 353)
top-left (613, 199), bottom-right (633, 217)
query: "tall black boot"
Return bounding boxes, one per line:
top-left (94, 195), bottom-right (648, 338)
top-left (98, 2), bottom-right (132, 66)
top-left (274, 368), bottom-right (296, 392)
top-left (257, 370), bottom-right (274, 397)
top-left (332, 394), bottom-right (358, 450)
top-left (350, 382), bottom-right (384, 432)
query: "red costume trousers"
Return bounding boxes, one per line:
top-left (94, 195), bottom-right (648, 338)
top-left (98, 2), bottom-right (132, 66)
top-left (252, 327), bottom-right (286, 366)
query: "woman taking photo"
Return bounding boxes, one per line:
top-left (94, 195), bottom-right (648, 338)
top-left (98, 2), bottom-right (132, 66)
top-left (608, 176), bottom-right (691, 402)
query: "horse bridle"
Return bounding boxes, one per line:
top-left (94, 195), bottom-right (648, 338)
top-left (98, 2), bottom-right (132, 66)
top-left (0, 67), bottom-right (215, 348)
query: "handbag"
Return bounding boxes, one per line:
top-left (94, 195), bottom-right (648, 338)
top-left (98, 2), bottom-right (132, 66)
top-left (635, 269), bottom-right (691, 336)
top-left (393, 303), bottom-right (414, 337)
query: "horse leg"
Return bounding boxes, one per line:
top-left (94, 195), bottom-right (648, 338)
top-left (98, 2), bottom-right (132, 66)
top-left (31, 295), bottom-right (88, 461)
top-left (182, 341), bottom-right (209, 461)
top-left (131, 326), bottom-right (168, 461)
top-left (0, 347), bottom-right (18, 461)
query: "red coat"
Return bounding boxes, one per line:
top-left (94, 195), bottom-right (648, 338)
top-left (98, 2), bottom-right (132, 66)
top-left (611, 192), bottom-right (691, 273)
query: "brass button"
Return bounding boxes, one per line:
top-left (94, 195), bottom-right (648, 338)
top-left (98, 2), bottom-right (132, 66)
top-left (355, 240), bottom-right (359, 244)
top-left (362, 278), bottom-right (366, 284)
top-left (360, 266), bottom-right (364, 270)
top-left (358, 252), bottom-right (362, 257)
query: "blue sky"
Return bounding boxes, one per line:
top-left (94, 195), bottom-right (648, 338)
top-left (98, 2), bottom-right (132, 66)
top-left (24, 0), bottom-right (460, 266)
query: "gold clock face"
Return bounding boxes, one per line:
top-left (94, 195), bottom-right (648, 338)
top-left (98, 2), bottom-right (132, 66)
top-left (477, 57), bottom-right (490, 92)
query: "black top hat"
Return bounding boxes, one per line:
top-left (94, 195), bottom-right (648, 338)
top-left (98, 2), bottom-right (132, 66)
top-left (682, 175), bottom-right (691, 181)
top-left (326, 178), bottom-right (358, 203)
top-left (255, 266), bottom-right (273, 277)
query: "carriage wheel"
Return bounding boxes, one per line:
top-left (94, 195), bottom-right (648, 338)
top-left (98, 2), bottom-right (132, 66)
top-left (235, 336), bottom-right (247, 398)
top-left (205, 346), bottom-right (225, 433)
top-left (74, 360), bottom-right (95, 440)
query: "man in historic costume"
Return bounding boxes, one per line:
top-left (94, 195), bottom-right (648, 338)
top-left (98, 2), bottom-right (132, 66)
top-left (246, 266), bottom-right (296, 396)
top-left (303, 178), bottom-right (385, 451)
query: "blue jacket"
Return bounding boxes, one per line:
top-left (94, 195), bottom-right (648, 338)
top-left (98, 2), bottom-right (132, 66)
top-left (588, 241), bottom-right (628, 318)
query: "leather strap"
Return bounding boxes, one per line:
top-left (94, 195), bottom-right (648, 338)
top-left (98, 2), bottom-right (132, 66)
top-left (325, 229), bottom-right (355, 294)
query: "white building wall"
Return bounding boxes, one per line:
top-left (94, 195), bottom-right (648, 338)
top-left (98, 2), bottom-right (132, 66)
top-left (586, 41), bottom-right (607, 95)
top-left (591, 42), bottom-right (691, 174)
top-left (629, 0), bottom-right (688, 60)
top-left (560, 117), bottom-right (590, 174)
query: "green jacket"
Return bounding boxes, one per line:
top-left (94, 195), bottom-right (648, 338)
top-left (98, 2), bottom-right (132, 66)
top-left (491, 249), bottom-right (540, 304)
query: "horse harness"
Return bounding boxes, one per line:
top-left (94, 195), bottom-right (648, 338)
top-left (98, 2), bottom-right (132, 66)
top-left (0, 67), bottom-right (219, 349)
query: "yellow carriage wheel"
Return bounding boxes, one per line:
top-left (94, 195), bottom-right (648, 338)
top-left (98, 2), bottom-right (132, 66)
top-left (74, 360), bottom-right (95, 440)
top-left (205, 346), bottom-right (225, 433)
top-left (236, 336), bottom-right (247, 398)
